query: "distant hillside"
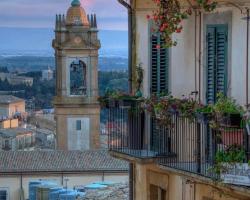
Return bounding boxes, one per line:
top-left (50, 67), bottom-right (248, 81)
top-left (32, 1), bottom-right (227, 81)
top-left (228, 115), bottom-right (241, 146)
top-left (0, 27), bottom-right (128, 71)
top-left (0, 56), bottom-right (128, 72)
top-left (0, 27), bottom-right (128, 57)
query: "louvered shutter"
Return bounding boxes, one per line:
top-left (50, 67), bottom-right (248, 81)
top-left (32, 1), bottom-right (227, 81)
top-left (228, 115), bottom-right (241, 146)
top-left (151, 34), bottom-right (158, 94)
top-left (206, 25), bottom-right (228, 104)
top-left (151, 33), bottom-right (169, 153)
top-left (216, 26), bottom-right (228, 95)
top-left (151, 33), bottom-right (169, 95)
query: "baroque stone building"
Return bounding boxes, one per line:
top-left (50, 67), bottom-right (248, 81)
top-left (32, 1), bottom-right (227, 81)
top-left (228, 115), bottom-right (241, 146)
top-left (53, 0), bottom-right (101, 150)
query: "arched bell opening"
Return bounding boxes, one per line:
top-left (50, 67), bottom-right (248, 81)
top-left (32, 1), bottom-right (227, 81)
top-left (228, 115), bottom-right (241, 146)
top-left (70, 59), bottom-right (87, 96)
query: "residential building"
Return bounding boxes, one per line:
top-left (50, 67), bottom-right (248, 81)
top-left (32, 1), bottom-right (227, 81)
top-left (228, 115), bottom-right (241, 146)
top-left (8, 75), bottom-right (33, 86)
top-left (0, 118), bottom-right (18, 129)
top-left (107, 0), bottom-right (250, 200)
top-left (42, 68), bottom-right (54, 81)
top-left (0, 95), bottom-right (25, 118)
top-left (0, 73), bottom-right (33, 86)
top-left (0, 150), bottom-right (128, 200)
top-left (53, 0), bottom-right (101, 150)
top-left (0, 128), bottom-right (35, 151)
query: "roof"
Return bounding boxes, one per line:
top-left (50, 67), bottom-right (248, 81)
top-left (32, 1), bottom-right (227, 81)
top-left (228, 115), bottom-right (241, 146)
top-left (0, 128), bottom-right (33, 138)
top-left (71, 0), bottom-right (81, 7)
top-left (0, 95), bottom-right (25, 104)
top-left (0, 150), bottom-right (128, 173)
top-left (66, 0), bottom-right (89, 26)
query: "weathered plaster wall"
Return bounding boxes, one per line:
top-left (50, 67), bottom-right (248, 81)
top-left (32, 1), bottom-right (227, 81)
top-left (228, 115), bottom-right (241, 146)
top-left (134, 1), bottom-right (250, 105)
top-left (133, 163), bottom-right (250, 200)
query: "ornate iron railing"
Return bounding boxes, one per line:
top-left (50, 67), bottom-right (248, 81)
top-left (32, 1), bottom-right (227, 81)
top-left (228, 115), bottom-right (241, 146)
top-left (107, 100), bottom-right (250, 179)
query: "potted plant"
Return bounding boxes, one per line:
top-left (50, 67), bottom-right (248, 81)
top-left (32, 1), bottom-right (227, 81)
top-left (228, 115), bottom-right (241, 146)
top-left (178, 97), bottom-right (199, 121)
top-left (213, 93), bottom-right (245, 128)
top-left (212, 144), bottom-right (250, 186)
top-left (195, 104), bottom-right (214, 123)
top-left (143, 95), bottom-right (175, 126)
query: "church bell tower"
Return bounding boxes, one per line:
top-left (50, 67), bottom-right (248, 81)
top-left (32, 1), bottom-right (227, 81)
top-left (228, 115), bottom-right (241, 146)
top-left (53, 0), bottom-right (101, 150)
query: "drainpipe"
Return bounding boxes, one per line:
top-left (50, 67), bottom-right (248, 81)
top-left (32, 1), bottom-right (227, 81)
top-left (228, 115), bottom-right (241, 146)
top-left (246, 8), bottom-right (249, 107)
top-left (118, 1), bottom-right (134, 200)
top-left (198, 11), bottom-right (202, 103)
top-left (118, 0), bottom-right (133, 93)
top-left (195, 10), bottom-right (198, 100)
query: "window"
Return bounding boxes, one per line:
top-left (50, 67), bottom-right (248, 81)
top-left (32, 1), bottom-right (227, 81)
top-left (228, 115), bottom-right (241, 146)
top-left (150, 184), bottom-right (166, 200)
top-left (0, 190), bottom-right (8, 200)
top-left (70, 60), bottom-right (87, 96)
top-left (3, 140), bottom-right (11, 151)
top-left (206, 25), bottom-right (228, 104)
top-left (151, 33), bottom-right (169, 95)
top-left (150, 31), bottom-right (170, 152)
top-left (76, 120), bottom-right (81, 131)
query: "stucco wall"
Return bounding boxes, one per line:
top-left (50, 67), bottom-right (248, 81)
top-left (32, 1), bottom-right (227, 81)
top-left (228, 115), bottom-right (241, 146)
top-left (0, 101), bottom-right (26, 117)
top-left (0, 173), bottom-right (128, 200)
top-left (134, 1), bottom-right (250, 105)
top-left (133, 163), bottom-right (250, 200)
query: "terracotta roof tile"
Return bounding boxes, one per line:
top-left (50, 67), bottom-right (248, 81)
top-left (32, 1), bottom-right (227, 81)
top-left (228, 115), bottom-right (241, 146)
top-left (0, 150), bottom-right (128, 173)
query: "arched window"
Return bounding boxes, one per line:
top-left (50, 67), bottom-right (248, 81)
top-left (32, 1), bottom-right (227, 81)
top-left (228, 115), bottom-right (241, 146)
top-left (70, 59), bottom-right (87, 95)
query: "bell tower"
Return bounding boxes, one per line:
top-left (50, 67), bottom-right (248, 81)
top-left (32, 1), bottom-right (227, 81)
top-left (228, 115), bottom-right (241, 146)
top-left (53, 0), bottom-right (101, 150)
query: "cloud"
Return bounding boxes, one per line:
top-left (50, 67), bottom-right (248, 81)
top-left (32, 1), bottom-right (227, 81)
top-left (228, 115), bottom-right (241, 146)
top-left (0, 0), bottom-right (128, 30)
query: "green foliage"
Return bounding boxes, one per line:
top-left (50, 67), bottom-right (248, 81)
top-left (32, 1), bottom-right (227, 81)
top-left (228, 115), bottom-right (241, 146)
top-left (211, 144), bottom-right (247, 175)
top-left (196, 104), bottom-right (214, 114)
top-left (143, 95), bottom-right (200, 126)
top-left (214, 93), bottom-right (244, 115)
top-left (0, 66), bottom-right (9, 73)
top-left (215, 145), bottom-right (246, 164)
top-left (98, 71), bottom-right (128, 96)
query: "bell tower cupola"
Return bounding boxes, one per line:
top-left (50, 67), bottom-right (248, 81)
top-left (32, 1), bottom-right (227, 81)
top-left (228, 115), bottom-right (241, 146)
top-left (52, 0), bottom-right (101, 150)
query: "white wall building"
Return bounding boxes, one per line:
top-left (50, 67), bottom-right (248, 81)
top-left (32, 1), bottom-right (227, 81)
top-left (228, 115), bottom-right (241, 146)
top-left (42, 68), bottom-right (54, 81)
top-left (0, 150), bottom-right (128, 200)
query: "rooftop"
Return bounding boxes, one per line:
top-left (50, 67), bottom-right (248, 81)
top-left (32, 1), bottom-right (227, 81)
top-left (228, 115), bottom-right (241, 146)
top-left (0, 95), bottom-right (25, 104)
top-left (0, 128), bottom-right (33, 138)
top-left (0, 150), bottom-right (128, 173)
top-left (66, 0), bottom-right (89, 26)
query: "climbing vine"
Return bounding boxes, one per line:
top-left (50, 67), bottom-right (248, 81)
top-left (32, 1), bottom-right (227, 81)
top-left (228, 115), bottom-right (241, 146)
top-left (147, 0), bottom-right (217, 47)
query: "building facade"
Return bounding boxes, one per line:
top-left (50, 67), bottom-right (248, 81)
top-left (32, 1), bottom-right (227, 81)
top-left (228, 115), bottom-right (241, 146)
top-left (108, 0), bottom-right (250, 200)
top-left (53, 0), bottom-right (101, 150)
top-left (0, 128), bottom-right (35, 151)
top-left (0, 119), bottom-right (18, 129)
top-left (0, 73), bottom-right (33, 86)
top-left (0, 150), bottom-right (128, 200)
top-left (42, 68), bottom-right (54, 81)
top-left (0, 95), bottom-right (25, 118)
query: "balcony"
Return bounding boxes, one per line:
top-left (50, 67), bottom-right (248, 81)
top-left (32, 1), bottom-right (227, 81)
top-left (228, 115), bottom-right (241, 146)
top-left (106, 99), bottom-right (175, 161)
top-left (107, 99), bottom-right (250, 181)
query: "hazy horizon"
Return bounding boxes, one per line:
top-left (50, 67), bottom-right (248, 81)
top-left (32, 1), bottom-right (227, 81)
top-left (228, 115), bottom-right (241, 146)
top-left (0, 27), bottom-right (128, 57)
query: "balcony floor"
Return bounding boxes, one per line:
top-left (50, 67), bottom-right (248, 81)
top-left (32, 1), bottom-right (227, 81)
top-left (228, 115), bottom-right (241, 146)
top-left (110, 148), bottom-right (176, 159)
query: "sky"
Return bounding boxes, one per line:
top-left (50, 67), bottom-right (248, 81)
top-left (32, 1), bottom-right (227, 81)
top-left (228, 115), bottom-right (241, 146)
top-left (0, 0), bottom-right (128, 30)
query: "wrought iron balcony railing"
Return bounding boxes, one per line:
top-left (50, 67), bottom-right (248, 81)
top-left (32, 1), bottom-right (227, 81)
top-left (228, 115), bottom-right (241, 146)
top-left (107, 100), bottom-right (250, 180)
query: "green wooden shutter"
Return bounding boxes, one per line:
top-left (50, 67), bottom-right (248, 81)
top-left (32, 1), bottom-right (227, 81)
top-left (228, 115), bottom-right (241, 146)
top-left (151, 34), bottom-right (158, 94)
top-left (206, 25), bottom-right (228, 104)
top-left (151, 33), bottom-right (169, 153)
top-left (151, 33), bottom-right (169, 95)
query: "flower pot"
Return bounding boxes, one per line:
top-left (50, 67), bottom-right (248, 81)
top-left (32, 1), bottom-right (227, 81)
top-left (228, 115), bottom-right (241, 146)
top-left (221, 163), bottom-right (250, 186)
top-left (220, 113), bottom-right (242, 128)
top-left (220, 128), bottom-right (244, 146)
